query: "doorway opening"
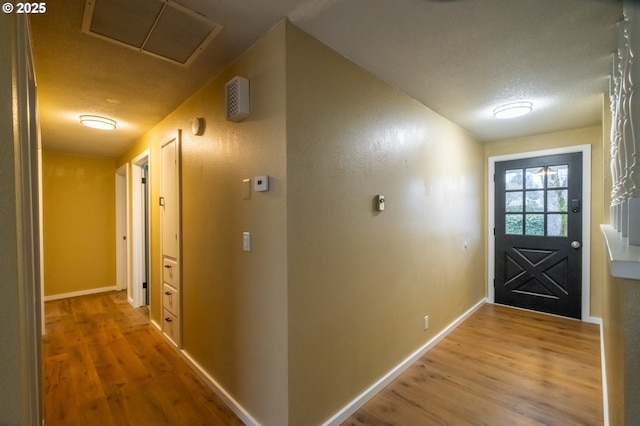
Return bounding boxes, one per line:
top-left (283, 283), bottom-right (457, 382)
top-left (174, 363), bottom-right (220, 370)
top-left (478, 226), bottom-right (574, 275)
top-left (488, 145), bottom-right (592, 321)
top-left (115, 165), bottom-right (128, 293)
top-left (131, 151), bottom-right (150, 308)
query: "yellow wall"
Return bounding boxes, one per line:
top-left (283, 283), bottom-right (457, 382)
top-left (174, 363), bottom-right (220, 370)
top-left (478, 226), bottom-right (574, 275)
top-left (117, 23), bottom-right (289, 426)
top-left (484, 125), bottom-right (605, 318)
top-left (602, 268), bottom-right (640, 425)
top-left (42, 150), bottom-right (116, 296)
top-left (602, 272), bottom-right (625, 425)
top-left (285, 23), bottom-right (485, 425)
top-left (117, 20), bottom-right (486, 425)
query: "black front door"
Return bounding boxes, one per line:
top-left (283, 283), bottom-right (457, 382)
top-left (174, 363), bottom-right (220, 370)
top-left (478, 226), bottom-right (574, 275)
top-left (495, 153), bottom-right (583, 319)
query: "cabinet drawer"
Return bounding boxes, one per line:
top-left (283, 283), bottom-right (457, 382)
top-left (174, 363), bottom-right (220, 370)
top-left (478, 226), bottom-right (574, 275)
top-left (163, 283), bottom-right (180, 316)
top-left (162, 309), bottom-right (180, 346)
top-left (163, 257), bottom-right (179, 287)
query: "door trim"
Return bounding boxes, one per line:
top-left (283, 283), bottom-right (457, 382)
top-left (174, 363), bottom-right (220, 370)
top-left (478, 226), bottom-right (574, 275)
top-left (115, 164), bottom-right (128, 292)
top-left (488, 144), bottom-right (593, 321)
top-left (130, 150), bottom-right (150, 308)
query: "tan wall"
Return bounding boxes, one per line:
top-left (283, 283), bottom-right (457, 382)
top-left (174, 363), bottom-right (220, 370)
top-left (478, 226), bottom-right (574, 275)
top-left (484, 125), bottom-right (605, 318)
top-left (600, 92), bottom-right (640, 425)
top-left (1, 13), bottom-right (36, 421)
top-left (602, 271), bottom-right (625, 425)
top-left (602, 272), bottom-right (640, 425)
top-left (117, 23), bottom-right (289, 426)
top-left (42, 150), bottom-right (116, 296)
top-left (285, 23), bottom-right (486, 425)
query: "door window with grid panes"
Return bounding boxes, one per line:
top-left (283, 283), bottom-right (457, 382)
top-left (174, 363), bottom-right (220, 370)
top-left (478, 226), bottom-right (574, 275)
top-left (504, 164), bottom-right (569, 237)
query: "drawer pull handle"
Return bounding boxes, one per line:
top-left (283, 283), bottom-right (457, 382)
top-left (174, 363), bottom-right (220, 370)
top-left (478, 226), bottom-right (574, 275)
top-left (165, 318), bottom-right (173, 323)
top-left (164, 291), bottom-right (172, 296)
top-left (164, 265), bottom-right (172, 269)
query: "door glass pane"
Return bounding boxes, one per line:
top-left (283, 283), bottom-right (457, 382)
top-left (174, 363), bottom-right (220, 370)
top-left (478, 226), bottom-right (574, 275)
top-left (525, 167), bottom-right (544, 189)
top-left (505, 169), bottom-right (523, 190)
top-left (547, 165), bottom-right (569, 188)
top-left (548, 214), bottom-right (568, 237)
top-left (547, 190), bottom-right (568, 212)
top-left (525, 190), bottom-right (544, 212)
top-left (525, 214), bottom-right (545, 236)
top-left (506, 192), bottom-right (523, 212)
top-left (506, 214), bottom-right (523, 235)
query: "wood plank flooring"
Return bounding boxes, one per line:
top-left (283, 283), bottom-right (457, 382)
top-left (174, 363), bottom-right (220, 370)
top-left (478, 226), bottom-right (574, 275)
top-left (44, 294), bottom-right (602, 425)
top-left (343, 304), bottom-right (603, 426)
top-left (43, 291), bottom-right (243, 426)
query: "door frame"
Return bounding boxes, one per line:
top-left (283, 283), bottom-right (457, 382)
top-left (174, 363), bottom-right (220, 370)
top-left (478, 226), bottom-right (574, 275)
top-left (115, 164), bottom-right (128, 292)
top-left (130, 150), bottom-right (150, 308)
top-left (488, 144), bottom-right (593, 321)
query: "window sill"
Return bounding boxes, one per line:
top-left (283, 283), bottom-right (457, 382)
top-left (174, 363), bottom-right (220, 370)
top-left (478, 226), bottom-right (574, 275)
top-left (601, 224), bottom-right (640, 280)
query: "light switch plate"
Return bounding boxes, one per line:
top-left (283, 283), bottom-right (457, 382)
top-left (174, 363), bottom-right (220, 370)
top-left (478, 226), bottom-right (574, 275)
top-left (243, 232), bottom-right (251, 252)
top-left (243, 178), bottom-right (251, 200)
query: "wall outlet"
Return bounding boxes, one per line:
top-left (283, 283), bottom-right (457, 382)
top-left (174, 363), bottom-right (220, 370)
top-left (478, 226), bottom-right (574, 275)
top-left (424, 315), bottom-right (429, 330)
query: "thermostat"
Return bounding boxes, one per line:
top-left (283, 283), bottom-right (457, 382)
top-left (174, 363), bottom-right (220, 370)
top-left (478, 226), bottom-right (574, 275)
top-left (254, 175), bottom-right (269, 192)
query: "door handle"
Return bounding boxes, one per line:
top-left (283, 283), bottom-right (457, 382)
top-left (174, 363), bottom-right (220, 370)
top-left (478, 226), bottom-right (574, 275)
top-left (571, 241), bottom-right (581, 249)
top-left (571, 199), bottom-right (580, 213)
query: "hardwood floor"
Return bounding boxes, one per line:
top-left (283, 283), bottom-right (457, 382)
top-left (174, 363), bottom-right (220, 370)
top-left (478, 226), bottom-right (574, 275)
top-left (344, 304), bottom-right (603, 426)
top-left (43, 291), bottom-right (243, 426)
top-left (44, 294), bottom-right (602, 425)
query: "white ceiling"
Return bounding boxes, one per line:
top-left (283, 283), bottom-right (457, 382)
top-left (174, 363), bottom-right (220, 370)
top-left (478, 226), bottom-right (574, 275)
top-left (29, 0), bottom-right (623, 157)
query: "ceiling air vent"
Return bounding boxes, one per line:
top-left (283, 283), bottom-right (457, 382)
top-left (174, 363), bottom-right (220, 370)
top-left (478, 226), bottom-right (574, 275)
top-left (82, 0), bottom-right (222, 66)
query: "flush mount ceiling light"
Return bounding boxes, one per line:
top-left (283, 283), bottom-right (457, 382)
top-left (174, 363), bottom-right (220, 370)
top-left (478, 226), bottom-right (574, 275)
top-left (493, 101), bottom-right (533, 119)
top-left (80, 115), bottom-right (117, 130)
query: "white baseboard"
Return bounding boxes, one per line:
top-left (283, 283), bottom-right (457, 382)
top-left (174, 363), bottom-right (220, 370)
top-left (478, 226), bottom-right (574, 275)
top-left (587, 316), bottom-right (602, 325)
top-left (322, 298), bottom-right (487, 426)
top-left (147, 319), bottom-right (259, 424)
top-left (180, 349), bottom-right (261, 426)
top-left (150, 319), bottom-right (161, 332)
top-left (43, 285), bottom-right (117, 301)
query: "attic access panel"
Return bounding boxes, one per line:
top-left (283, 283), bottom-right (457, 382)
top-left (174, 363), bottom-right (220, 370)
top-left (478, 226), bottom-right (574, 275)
top-left (82, 0), bottom-right (223, 66)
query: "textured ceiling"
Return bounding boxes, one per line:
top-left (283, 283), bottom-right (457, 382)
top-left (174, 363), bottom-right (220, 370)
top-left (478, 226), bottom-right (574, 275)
top-left (29, 0), bottom-right (623, 157)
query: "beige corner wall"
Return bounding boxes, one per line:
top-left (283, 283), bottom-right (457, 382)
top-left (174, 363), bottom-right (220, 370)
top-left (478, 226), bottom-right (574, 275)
top-left (117, 23), bottom-right (289, 426)
top-left (285, 23), bottom-right (486, 425)
top-left (602, 272), bottom-right (640, 425)
top-left (484, 125), bottom-right (605, 318)
top-left (42, 150), bottom-right (116, 296)
top-left (116, 20), bottom-right (487, 425)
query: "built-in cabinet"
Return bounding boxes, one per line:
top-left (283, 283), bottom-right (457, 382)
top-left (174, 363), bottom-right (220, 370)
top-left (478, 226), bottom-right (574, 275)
top-left (160, 134), bottom-right (181, 347)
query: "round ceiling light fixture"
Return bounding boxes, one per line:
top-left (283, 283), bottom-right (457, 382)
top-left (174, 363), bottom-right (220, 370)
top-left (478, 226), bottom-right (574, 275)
top-left (493, 101), bottom-right (533, 119)
top-left (79, 114), bottom-right (117, 130)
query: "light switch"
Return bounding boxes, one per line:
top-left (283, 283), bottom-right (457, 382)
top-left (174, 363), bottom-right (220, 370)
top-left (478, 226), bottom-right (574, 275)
top-left (243, 179), bottom-right (251, 200)
top-left (243, 232), bottom-right (251, 252)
